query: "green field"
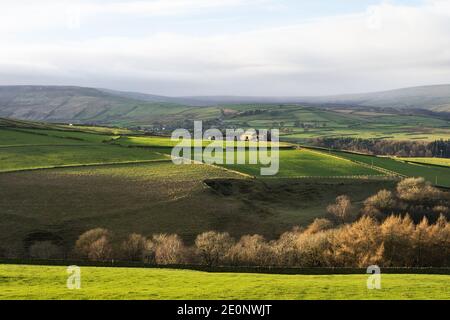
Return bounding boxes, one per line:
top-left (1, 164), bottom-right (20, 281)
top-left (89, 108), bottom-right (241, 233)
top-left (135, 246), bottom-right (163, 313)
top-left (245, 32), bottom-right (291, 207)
top-left (0, 145), bottom-right (168, 172)
top-left (398, 157), bottom-right (450, 167)
top-left (220, 149), bottom-right (381, 178)
top-left (321, 149), bottom-right (450, 187)
top-left (0, 265), bottom-right (448, 300)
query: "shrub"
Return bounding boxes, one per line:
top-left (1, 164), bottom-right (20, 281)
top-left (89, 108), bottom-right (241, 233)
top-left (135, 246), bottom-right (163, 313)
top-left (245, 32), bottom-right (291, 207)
top-left (228, 235), bottom-right (272, 266)
top-left (397, 178), bottom-right (442, 202)
top-left (121, 233), bottom-right (148, 261)
top-left (152, 234), bottom-right (186, 265)
top-left (327, 195), bottom-right (354, 223)
top-left (195, 231), bottom-right (234, 266)
top-left (74, 228), bottom-right (113, 261)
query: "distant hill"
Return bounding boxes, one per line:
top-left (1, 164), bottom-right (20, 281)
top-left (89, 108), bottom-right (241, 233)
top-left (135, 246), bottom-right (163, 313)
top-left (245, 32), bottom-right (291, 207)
top-left (296, 85), bottom-right (450, 112)
top-left (0, 85), bottom-right (449, 126)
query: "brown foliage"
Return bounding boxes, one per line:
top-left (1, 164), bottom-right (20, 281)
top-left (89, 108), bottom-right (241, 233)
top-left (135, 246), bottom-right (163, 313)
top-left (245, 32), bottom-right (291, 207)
top-left (74, 228), bottom-right (113, 261)
top-left (327, 195), bottom-right (354, 223)
top-left (195, 231), bottom-right (234, 266)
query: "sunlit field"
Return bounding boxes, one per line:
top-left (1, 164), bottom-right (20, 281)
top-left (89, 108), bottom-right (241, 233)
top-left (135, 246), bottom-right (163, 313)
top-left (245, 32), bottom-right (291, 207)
top-left (1, 265), bottom-right (449, 300)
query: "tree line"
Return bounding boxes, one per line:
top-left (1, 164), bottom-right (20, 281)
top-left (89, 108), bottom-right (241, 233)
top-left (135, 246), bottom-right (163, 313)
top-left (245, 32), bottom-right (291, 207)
top-left (310, 138), bottom-right (450, 158)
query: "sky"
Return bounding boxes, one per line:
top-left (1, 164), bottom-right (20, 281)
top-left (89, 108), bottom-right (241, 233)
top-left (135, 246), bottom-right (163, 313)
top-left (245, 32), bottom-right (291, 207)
top-left (1, 0), bottom-right (450, 96)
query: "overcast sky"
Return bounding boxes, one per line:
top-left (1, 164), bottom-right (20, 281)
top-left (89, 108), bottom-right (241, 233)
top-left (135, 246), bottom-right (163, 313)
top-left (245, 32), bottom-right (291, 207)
top-left (1, 0), bottom-right (449, 96)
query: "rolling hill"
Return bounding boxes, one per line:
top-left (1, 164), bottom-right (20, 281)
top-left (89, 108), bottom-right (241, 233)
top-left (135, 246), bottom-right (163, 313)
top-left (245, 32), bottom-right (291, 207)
top-left (0, 85), bottom-right (449, 129)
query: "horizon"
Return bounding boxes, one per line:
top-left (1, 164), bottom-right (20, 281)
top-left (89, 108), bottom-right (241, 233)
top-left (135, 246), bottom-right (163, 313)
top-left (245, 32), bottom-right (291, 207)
top-left (2, 0), bottom-right (450, 96)
top-left (1, 82), bottom-right (450, 99)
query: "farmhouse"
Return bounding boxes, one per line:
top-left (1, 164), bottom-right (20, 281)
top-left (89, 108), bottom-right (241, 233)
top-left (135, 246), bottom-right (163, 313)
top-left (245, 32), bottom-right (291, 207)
top-left (240, 129), bottom-right (271, 142)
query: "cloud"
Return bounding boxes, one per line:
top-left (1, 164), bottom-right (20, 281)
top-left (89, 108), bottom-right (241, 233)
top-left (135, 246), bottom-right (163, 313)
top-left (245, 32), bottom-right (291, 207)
top-left (1, 1), bottom-right (450, 95)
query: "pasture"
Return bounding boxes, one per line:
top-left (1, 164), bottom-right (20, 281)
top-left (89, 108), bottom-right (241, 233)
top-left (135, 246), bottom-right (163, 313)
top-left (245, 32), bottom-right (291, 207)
top-left (397, 157), bottom-right (450, 167)
top-left (0, 162), bottom-right (395, 255)
top-left (323, 149), bottom-right (450, 187)
top-left (0, 264), bottom-right (448, 300)
top-left (0, 145), bottom-right (167, 172)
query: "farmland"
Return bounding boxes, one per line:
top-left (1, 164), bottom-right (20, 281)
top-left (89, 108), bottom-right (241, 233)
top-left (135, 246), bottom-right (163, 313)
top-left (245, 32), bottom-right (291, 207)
top-left (322, 149), bottom-right (450, 187)
top-left (0, 264), bottom-right (449, 300)
top-left (397, 157), bottom-right (450, 167)
top-left (0, 161), bottom-right (395, 255)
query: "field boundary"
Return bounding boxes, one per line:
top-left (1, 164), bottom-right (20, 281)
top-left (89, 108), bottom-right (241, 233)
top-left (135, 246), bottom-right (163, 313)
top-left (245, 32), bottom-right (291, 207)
top-left (0, 259), bottom-right (449, 275)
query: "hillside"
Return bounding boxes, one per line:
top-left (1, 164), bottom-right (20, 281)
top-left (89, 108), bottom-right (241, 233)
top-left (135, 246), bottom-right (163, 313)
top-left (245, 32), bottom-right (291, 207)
top-left (1, 85), bottom-right (450, 128)
top-left (298, 85), bottom-right (450, 112)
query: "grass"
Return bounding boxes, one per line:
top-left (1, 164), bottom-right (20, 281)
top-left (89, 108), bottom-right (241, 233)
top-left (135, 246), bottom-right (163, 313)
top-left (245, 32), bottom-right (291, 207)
top-left (0, 145), bottom-right (168, 172)
top-left (322, 149), bottom-right (450, 187)
top-left (0, 264), bottom-right (448, 300)
top-left (0, 163), bottom-right (395, 254)
top-left (397, 157), bottom-right (450, 167)
top-left (0, 128), bottom-right (87, 146)
top-left (220, 149), bottom-right (381, 178)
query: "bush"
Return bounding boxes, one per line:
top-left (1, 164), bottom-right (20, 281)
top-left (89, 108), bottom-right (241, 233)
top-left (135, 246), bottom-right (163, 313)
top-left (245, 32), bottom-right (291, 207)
top-left (195, 231), bottom-right (234, 266)
top-left (152, 234), bottom-right (186, 264)
top-left (121, 233), bottom-right (148, 261)
top-left (74, 228), bottom-right (113, 261)
top-left (397, 178), bottom-right (442, 202)
top-left (327, 195), bottom-right (354, 223)
top-left (228, 235), bottom-right (272, 266)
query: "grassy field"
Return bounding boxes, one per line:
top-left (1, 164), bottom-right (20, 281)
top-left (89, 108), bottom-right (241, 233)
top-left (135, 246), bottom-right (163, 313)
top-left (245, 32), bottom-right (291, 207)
top-left (398, 157), bottom-right (450, 167)
top-left (0, 264), bottom-right (448, 300)
top-left (220, 149), bottom-right (381, 178)
top-left (0, 145), bottom-right (168, 172)
top-left (321, 149), bottom-right (450, 187)
top-left (0, 162), bottom-right (395, 255)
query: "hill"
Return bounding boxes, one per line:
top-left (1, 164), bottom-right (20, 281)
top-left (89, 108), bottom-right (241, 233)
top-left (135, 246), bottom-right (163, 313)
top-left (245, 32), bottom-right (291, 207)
top-left (298, 84), bottom-right (450, 112)
top-left (1, 85), bottom-right (450, 127)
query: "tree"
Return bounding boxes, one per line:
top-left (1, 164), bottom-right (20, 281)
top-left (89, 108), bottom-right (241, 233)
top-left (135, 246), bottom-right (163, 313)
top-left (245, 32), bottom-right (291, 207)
top-left (74, 228), bottom-right (113, 261)
top-left (362, 190), bottom-right (396, 219)
top-left (327, 195), bottom-right (354, 224)
top-left (330, 216), bottom-right (383, 267)
top-left (304, 218), bottom-right (334, 235)
top-left (121, 233), bottom-right (147, 261)
top-left (380, 215), bottom-right (415, 266)
top-left (152, 234), bottom-right (186, 265)
top-left (396, 177), bottom-right (442, 202)
top-left (228, 235), bottom-right (272, 266)
top-left (195, 231), bottom-right (234, 266)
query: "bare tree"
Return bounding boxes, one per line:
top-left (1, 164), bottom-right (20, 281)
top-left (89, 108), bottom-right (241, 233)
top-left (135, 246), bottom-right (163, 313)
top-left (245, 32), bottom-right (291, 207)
top-left (152, 234), bottom-right (186, 265)
top-left (121, 233), bottom-right (147, 261)
top-left (327, 195), bottom-right (354, 224)
top-left (195, 231), bottom-right (234, 266)
top-left (74, 228), bottom-right (113, 261)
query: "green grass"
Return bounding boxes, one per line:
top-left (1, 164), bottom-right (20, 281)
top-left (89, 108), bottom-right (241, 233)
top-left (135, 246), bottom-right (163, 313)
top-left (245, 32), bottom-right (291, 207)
top-left (324, 149), bottom-right (450, 187)
top-left (0, 145), bottom-right (168, 172)
top-left (219, 149), bottom-right (381, 177)
top-left (397, 157), bottom-right (450, 167)
top-left (0, 128), bottom-right (87, 146)
top-left (0, 265), bottom-right (448, 300)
